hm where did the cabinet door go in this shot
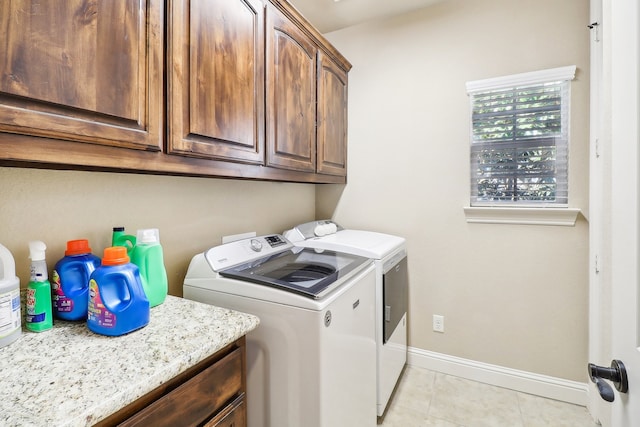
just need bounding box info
[265,4,317,173]
[119,347,244,427]
[0,0,162,151]
[203,396,246,427]
[316,51,348,176]
[168,0,265,164]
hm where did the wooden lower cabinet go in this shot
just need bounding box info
[94,337,247,427]
[203,396,246,427]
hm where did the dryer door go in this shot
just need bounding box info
[383,256,408,343]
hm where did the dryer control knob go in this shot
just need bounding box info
[314,224,327,237]
[250,239,263,252]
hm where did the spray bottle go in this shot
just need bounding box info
[26,241,53,332]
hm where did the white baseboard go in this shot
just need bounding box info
[407,346,588,406]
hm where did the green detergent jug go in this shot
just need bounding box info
[111,227,136,253]
[130,229,168,307]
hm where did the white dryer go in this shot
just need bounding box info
[184,234,377,427]
[285,221,408,417]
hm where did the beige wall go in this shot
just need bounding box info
[0,0,590,385]
[0,167,315,297]
[319,0,590,381]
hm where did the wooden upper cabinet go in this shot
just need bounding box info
[168,0,265,164]
[0,0,163,151]
[265,4,317,173]
[316,51,348,176]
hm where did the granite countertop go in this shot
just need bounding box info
[0,295,259,427]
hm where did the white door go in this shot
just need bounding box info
[609,0,640,424]
[590,0,640,425]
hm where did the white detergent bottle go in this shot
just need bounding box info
[0,243,21,348]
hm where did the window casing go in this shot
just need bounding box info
[466,66,576,207]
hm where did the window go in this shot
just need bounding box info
[466,66,576,207]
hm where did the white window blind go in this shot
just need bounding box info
[466,66,576,206]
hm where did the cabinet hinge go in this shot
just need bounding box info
[588,21,600,42]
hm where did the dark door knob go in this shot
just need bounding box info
[588,359,628,402]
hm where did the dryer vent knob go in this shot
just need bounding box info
[314,223,337,237]
[326,223,338,234]
[314,225,327,237]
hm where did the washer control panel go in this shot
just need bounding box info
[250,239,263,252]
[264,235,287,248]
[205,234,292,271]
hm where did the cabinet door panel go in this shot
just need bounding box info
[119,347,244,427]
[169,0,264,164]
[0,0,162,150]
[317,52,348,176]
[266,4,316,172]
[203,396,246,427]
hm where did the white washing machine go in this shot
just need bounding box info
[183,234,377,427]
[284,221,408,417]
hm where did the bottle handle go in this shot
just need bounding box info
[95,269,135,313]
[115,235,137,255]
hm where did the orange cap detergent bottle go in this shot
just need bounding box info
[52,239,101,321]
[87,247,149,336]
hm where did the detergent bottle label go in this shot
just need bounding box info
[26,287,47,323]
[51,270,73,313]
[88,279,116,328]
[0,288,20,337]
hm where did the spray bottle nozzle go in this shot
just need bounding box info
[28,241,47,261]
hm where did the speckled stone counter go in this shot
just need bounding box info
[0,295,259,427]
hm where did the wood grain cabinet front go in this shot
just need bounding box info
[95,338,247,427]
[316,51,348,177]
[167,0,265,165]
[0,0,163,151]
[0,0,350,183]
[265,3,318,173]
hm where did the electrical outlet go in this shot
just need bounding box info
[433,315,444,333]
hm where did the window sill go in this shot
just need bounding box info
[463,207,582,226]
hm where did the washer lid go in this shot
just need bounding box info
[294,229,406,259]
[219,247,371,299]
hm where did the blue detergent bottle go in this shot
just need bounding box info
[52,239,101,321]
[87,246,149,336]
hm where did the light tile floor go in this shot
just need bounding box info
[379,366,600,427]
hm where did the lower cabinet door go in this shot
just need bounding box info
[119,347,244,427]
[203,396,246,427]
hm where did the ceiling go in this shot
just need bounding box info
[288,0,445,33]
